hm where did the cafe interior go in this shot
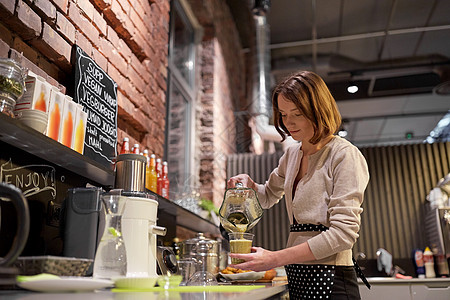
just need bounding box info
[0,0,449,298]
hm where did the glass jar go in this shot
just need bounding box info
[0,58,26,99]
[0,93,16,117]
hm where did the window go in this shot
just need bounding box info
[165,0,200,197]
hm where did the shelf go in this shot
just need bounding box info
[0,113,114,187]
[0,113,219,234]
[147,190,220,234]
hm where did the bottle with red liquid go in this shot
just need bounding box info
[156,158,162,194]
[120,137,130,154]
[158,161,169,198]
[143,149,150,189]
[132,144,140,154]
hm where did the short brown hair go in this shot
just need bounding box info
[272,71,342,144]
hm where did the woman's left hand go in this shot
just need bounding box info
[228,247,279,272]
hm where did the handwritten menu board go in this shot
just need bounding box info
[72,45,117,168]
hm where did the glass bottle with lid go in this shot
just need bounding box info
[0,58,26,117]
[219,182,263,233]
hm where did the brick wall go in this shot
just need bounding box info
[188,0,246,206]
[1,0,249,209]
[0,0,170,158]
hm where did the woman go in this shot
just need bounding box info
[227,71,370,299]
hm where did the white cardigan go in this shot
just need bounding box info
[254,136,370,266]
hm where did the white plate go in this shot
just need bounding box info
[18,277,113,292]
[219,271,265,281]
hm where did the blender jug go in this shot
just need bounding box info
[219,182,263,233]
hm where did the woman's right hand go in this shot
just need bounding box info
[227,174,256,190]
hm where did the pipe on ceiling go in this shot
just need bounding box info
[251,1,296,151]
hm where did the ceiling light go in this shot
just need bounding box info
[347,84,358,94]
[425,111,450,143]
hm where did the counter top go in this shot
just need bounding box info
[358,277,450,285]
[0,284,288,300]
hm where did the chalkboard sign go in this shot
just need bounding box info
[72,45,117,168]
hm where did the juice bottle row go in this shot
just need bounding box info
[120,137,170,198]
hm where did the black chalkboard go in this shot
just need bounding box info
[72,45,117,168]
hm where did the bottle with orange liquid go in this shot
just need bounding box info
[143,149,150,189]
[159,161,170,198]
[120,137,130,154]
[146,154,157,193]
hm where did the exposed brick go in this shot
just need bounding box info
[106,61,125,88]
[116,91,147,134]
[103,0,127,35]
[138,97,153,118]
[91,47,107,71]
[35,56,62,85]
[130,0,145,20]
[127,66,145,93]
[130,53,148,83]
[117,38,131,62]
[120,79,141,106]
[106,25,120,47]
[113,12,133,42]
[0,38,9,57]
[116,0,130,14]
[51,0,69,13]
[15,0,42,41]
[12,36,39,63]
[0,22,13,47]
[156,64,166,89]
[91,0,112,11]
[129,7,147,39]
[56,11,75,43]
[74,30,92,55]
[92,8,107,36]
[0,0,15,16]
[68,2,95,45]
[128,29,147,60]
[76,0,94,21]
[99,37,127,76]
[33,0,57,23]
[9,48,46,80]
[31,22,71,69]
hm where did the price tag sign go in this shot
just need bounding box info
[72,45,117,168]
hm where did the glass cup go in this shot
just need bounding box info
[177,258,196,286]
[228,232,254,264]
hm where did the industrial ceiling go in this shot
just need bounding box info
[228,0,450,147]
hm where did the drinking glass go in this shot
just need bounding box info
[228,232,254,264]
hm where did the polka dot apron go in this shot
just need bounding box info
[285,224,370,300]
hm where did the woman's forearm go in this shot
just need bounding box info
[275,242,316,266]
